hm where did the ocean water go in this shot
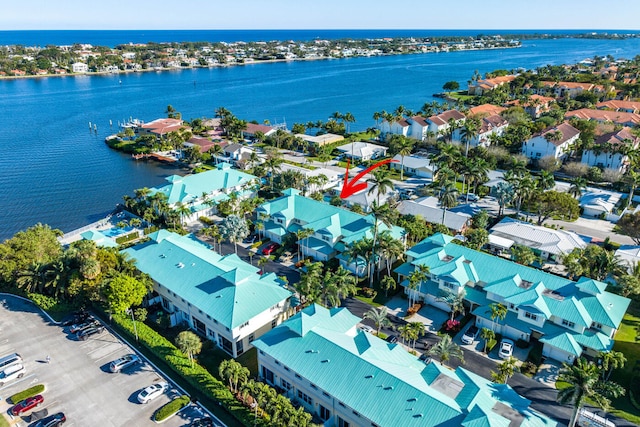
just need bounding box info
[1,32,640,240]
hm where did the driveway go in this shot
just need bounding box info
[0,295,220,427]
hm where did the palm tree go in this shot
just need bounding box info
[363,307,392,335]
[494,181,514,217]
[15,261,48,293]
[428,335,465,366]
[393,137,415,181]
[367,168,394,206]
[538,170,556,191]
[398,323,417,345]
[460,116,480,157]
[345,237,373,281]
[219,359,249,393]
[173,201,191,225]
[323,266,358,307]
[367,202,394,287]
[492,356,519,384]
[599,350,627,381]
[487,303,507,333]
[480,327,495,353]
[557,358,625,427]
[175,330,202,368]
[210,144,224,164]
[343,112,355,134]
[378,230,405,278]
[569,177,587,199]
[407,264,429,309]
[409,321,426,349]
[437,182,459,225]
[437,289,466,321]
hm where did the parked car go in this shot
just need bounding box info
[419,353,432,365]
[0,363,25,386]
[190,418,214,427]
[385,334,399,344]
[0,352,22,371]
[358,324,375,334]
[461,325,480,345]
[10,394,44,416]
[62,310,90,326]
[109,354,140,373]
[69,318,98,334]
[243,234,258,244]
[261,242,280,255]
[77,325,105,341]
[30,412,66,427]
[137,381,169,404]
[499,339,515,359]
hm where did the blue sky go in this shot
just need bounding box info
[3,0,640,30]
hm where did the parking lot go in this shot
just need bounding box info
[0,295,214,427]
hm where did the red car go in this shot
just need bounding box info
[10,394,44,416]
[261,242,280,255]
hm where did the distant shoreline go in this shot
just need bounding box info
[0,45,520,81]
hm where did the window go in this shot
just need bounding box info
[353,411,361,417]
[322,235,331,242]
[236,339,244,356]
[297,390,313,405]
[443,282,456,290]
[508,303,518,311]
[295,373,302,379]
[562,319,575,328]
[524,312,538,321]
[338,401,346,408]
[281,378,292,391]
[591,322,603,330]
[319,405,331,421]
[271,319,278,329]
[322,391,330,398]
[338,417,350,427]
[192,316,207,335]
[275,360,280,365]
[248,333,255,343]
[284,366,290,371]
[262,366,274,384]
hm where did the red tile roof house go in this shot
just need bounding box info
[426,109,466,137]
[137,118,186,138]
[596,100,640,114]
[183,136,227,153]
[565,108,640,127]
[379,118,410,139]
[506,95,556,118]
[581,127,640,172]
[467,114,509,148]
[467,75,516,96]
[467,103,506,117]
[522,122,580,161]
[541,81,611,99]
[242,123,276,141]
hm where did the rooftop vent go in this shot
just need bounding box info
[543,289,564,301]
[442,255,454,262]
[383,386,394,391]
[518,279,533,289]
[177,262,185,269]
[191,262,196,266]
[413,414,424,418]
[463,259,472,264]
[365,375,374,379]
[160,254,166,258]
[407,398,417,402]
[305,349,319,354]
[321,359,330,363]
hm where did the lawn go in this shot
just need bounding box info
[0,414,8,427]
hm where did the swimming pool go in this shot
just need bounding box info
[103,226,134,238]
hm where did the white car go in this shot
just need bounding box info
[137,382,169,404]
[461,325,479,345]
[499,339,515,359]
[109,354,140,373]
[0,363,26,386]
[358,324,375,334]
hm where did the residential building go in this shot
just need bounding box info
[488,217,588,262]
[615,245,640,273]
[277,163,341,192]
[565,109,640,127]
[467,103,506,117]
[340,182,398,213]
[398,198,472,234]
[521,122,580,160]
[147,162,257,223]
[379,118,410,138]
[390,152,434,179]
[71,62,88,73]
[426,110,466,137]
[137,118,185,138]
[222,143,258,169]
[183,136,223,153]
[540,81,609,99]
[407,116,429,141]
[579,191,619,218]
[581,127,639,172]
[294,133,344,147]
[123,230,292,358]
[596,100,640,113]
[253,304,557,427]
[461,114,508,148]
[395,233,630,363]
[336,141,388,162]
[506,95,555,118]
[242,123,276,141]
[257,189,405,276]
[467,75,516,96]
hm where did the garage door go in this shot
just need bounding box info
[543,344,575,363]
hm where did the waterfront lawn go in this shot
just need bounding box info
[447,90,476,103]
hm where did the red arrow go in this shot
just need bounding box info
[339,158,399,199]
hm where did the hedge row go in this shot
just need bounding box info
[154,395,190,421]
[110,314,262,426]
[115,231,140,244]
[9,384,45,404]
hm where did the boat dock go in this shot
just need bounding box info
[131,152,178,162]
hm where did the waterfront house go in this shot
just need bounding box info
[488,217,587,262]
[467,103,506,117]
[461,114,509,148]
[147,162,257,224]
[379,118,410,139]
[294,133,344,147]
[123,230,292,358]
[540,81,610,99]
[394,233,630,363]
[565,108,640,127]
[183,136,222,153]
[426,110,466,137]
[336,141,388,162]
[596,100,640,113]
[71,62,88,73]
[406,116,429,141]
[581,127,639,172]
[253,303,557,427]
[137,118,186,139]
[521,122,580,161]
[257,189,405,276]
[467,75,516,96]
[222,144,258,169]
[390,152,434,179]
[242,123,276,141]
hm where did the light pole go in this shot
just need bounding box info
[129,308,138,342]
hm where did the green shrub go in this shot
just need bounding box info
[154,395,190,421]
[9,384,45,404]
[487,339,497,352]
[520,361,539,376]
[27,294,78,321]
[115,231,139,244]
[144,226,159,235]
[526,342,544,366]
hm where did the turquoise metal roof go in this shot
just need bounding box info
[254,304,557,427]
[540,333,583,356]
[148,163,256,205]
[402,234,630,348]
[80,230,118,248]
[123,230,291,329]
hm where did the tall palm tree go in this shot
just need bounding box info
[437,289,466,321]
[557,358,625,427]
[367,169,394,206]
[437,182,459,225]
[487,303,507,333]
[599,350,626,381]
[460,116,480,157]
[407,264,429,309]
[380,275,397,297]
[363,307,392,336]
[324,266,358,307]
[393,137,415,181]
[480,327,495,353]
[428,335,465,366]
[377,230,405,277]
[409,321,426,349]
[538,169,556,191]
[494,181,514,217]
[345,237,373,281]
[569,177,587,199]
[492,356,519,384]
[367,202,394,287]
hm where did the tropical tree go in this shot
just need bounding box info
[480,327,495,353]
[510,244,537,266]
[398,323,417,345]
[219,214,250,254]
[492,356,519,384]
[616,211,640,245]
[437,182,459,224]
[437,289,466,321]
[569,177,587,199]
[407,265,429,309]
[295,261,324,304]
[105,274,150,314]
[557,357,625,427]
[176,330,203,368]
[367,168,394,206]
[377,230,404,278]
[363,307,392,335]
[460,116,480,157]
[409,321,426,349]
[219,359,250,393]
[487,303,507,333]
[494,181,514,217]
[390,136,415,181]
[322,266,358,307]
[599,350,626,381]
[428,335,465,366]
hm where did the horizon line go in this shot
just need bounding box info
[2,28,640,32]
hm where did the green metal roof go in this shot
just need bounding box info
[148,162,256,205]
[254,304,557,427]
[122,230,291,329]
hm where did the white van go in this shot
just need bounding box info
[0,353,22,371]
[0,363,25,386]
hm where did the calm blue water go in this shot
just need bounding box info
[1,29,638,47]
[1,33,640,240]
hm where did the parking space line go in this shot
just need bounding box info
[92,347,126,364]
[0,373,35,391]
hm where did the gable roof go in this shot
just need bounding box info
[428,109,466,126]
[468,104,506,117]
[254,304,556,427]
[122,231,291,329]
[592,127,639,149]
[335,141,388,158]
[565,109,640,125]
[398,199,471,232]
[531,122,580,146]
[597,100,640,112]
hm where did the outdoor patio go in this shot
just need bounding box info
[384,295,449,332]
